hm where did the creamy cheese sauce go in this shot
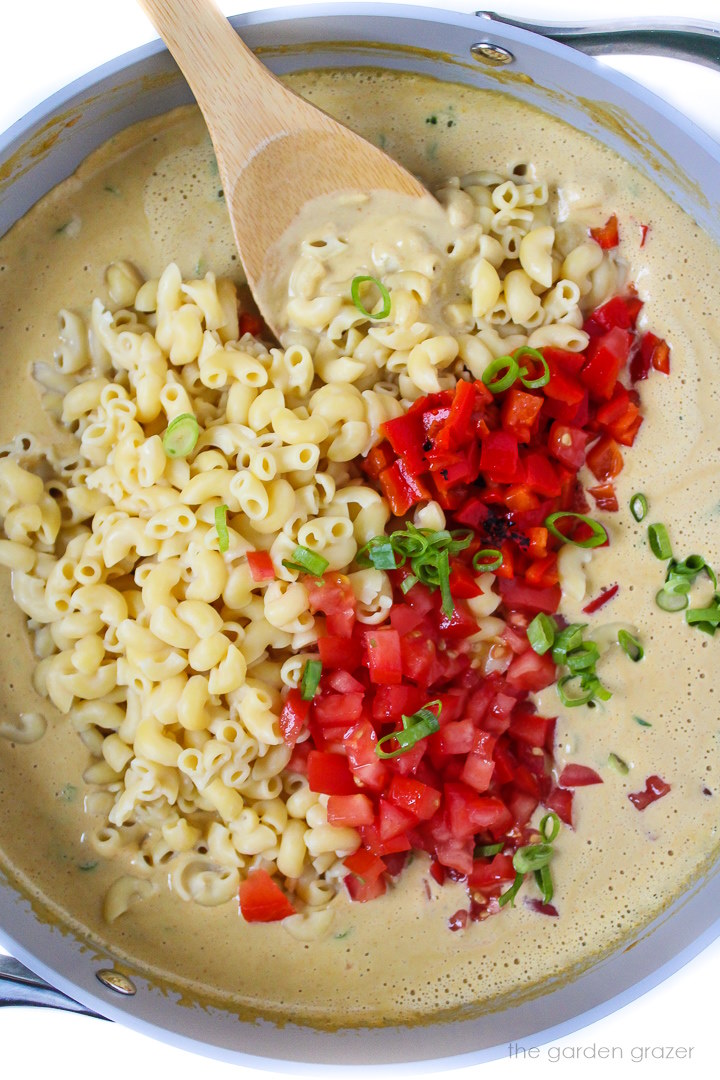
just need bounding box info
[1,69,720,1028]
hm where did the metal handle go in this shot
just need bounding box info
[0,956,105,1018]
[476,13,720,71]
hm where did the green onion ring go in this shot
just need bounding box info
[498,871,525,908]
[527,612,557,656]
[481,355,520,394]
[557,673,597,707]
[648,523,673,560]
[472,547,503,573]
[629,493,648,522]
[350,275,391,319]
[540,811,561,843]
[534,864,554,905]
[655,587,689,612]
[545,511,608,548]
[617,629,644,661]
[162,413,200,458]
[282,545,329,577]
[516,346,550,389]
[513,842,554,874]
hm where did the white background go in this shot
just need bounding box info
[1,1,720,1077]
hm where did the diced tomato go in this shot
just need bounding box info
[246,550,275,582]
[365,628,403,685]
[239,869,296,923]
[345,721,389,792]
[390,602,427,636]
[434,717,476,756]
[459,731,496,793]
[628,775,671,810]
[307,573,356,638]
[497,577,561,615]
[448,560,482,599]
[387,774,442,821]
[360,822,412,857]
[589,214,619,249]
[468,853,516,889]
[510,711,553,748]
[372,684,426,723]
[377,797,416,841]
[314,692,363,727]
[444,782,514,839]
[558,764,603,787]
[327,793,375,827]
[327,669,365,695]
[279,689,310,748]
[436,601,480,640]
[544,785,574,827]
[318,634,362,670]
[344,873,387,903]
[505,650,556,693]
[307,751,358,796]
[344,848,386,883]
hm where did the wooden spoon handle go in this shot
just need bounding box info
[137,0,299,178]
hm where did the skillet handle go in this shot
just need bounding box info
[476,13,720,71]
[0,955,105,1018]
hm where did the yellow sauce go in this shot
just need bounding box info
[1,69,720,1029]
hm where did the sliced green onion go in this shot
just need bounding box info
[662,574,692,596]
[545,511,608,549]
[527,613,557,656]
[351,275,391,320]
[481,355,520,394]
[472,547,503,573]
[655,587,688,612]
[214,504,229,553]
[513,842,553,874]
[400,574,418,594]
[608,752,629,775]
[282,545,329,577]
[565,641,600,674]
[534,864,554,905]
[648,523,672,560]
[634,716,652,727]
[375,700,441,759]
[357,537,397,571]
[617,629,643,661]
[551,623,586,664]
[673,554,707,576]
[540,811,561,843]
[300,659,322,701]
[686,597,720,629]
[163,413,200,458]
[516,347,550,389]
[557,673,598,708]
[437,548,454,618]
[587,677,612,703]
[498,871,525,908]
[629,493,648,522]
[475,841,504,858]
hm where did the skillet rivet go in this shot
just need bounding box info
[470,42,515,66]
[95,969,137,996]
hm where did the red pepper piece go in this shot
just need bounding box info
[581,327,633,400]
[589,481,619,512]
[379,459,429,515]
[480,429,520,484]
[559,764,603,787]
[381,410,428,477]
[246,550,275,582]
[238,311,267,338]
[279,689,311,748]
[239,869,296,922]
[628,775,671,810]
[582,584,619,614]
[586,434,624,482]
[589,213,620,249]
[361,440,395,479]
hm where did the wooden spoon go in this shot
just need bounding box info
[137,0,427,334]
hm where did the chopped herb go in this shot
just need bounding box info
[334,929,352,940]
[78,860,99,872]
[608,752,629,775]
[358,525,472,617]
[104,184,120,195]
[57,784,77,803]
[634,716,652,727]
[282,545,329,577]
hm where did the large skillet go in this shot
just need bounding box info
[1,4,720,1068]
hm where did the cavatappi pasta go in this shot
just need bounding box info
[0,168,620,932]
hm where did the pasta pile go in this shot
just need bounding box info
[0,168,620,934]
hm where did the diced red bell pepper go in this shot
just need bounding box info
[327,793,375,827]
[631,331,671,381]
[379,459,429,515]
[558,764,603,787]
[589,213,619,249]
[307,750,358,796]
[548,422,588,471]
[361,440,395,479]
[239,869,296,923]
[279,689,310,748]
[582,584,619,614]
[628,774,671,810]
[501,387,543,443]
[524,452,562,497]
[586,434,624,483]
[580,327,633,400]
[525,554,559,589]
[238,311,267,338]
[381,410,428,477]
[589,481,619,512]
[480,429,520,484]
[246,550,275,582]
